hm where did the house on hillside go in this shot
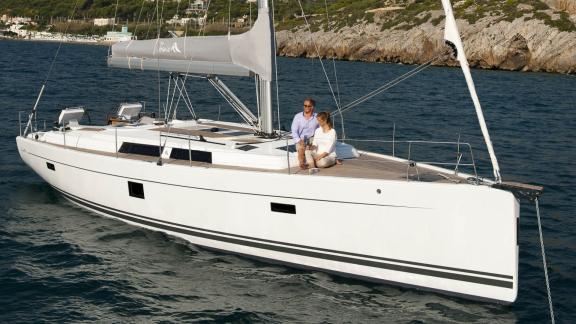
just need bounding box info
[94,18,115,26]
[105,26,134,43]
[186,0,208,14]
[2,16,33,25]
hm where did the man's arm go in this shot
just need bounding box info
[291,114,301,142]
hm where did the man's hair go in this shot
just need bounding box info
[304,98,316,107]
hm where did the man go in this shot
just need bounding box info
[291,98,319,169]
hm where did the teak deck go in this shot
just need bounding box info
[57,143,463,184]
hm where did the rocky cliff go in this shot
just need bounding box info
[276,2,576,74]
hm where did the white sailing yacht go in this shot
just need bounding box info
[16,0,540,303]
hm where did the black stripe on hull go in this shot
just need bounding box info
[52,186,514,289]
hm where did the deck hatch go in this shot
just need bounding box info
[128,181,145,199]
[224,131,253,136]
[276,144,297,153]
[46,162,55,171]
[236,145,258,151]
[170,148,212,163]
[271,203,296,214]
[119,142,161,157]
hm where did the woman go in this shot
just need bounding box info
[305,111,337,169]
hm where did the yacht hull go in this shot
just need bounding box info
[17,136,519,303]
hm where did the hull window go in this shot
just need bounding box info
[271,202,296,214]
[170,148,212,164]
[119,142,162,157]
[128,181,145,199]
[46,162,55,171]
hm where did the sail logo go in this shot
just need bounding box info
[159,42,182,54]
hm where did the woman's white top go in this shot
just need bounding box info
[312,127,337,158]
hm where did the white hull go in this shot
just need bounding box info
[17,136,519,303]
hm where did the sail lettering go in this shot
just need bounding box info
[158,42,182,54]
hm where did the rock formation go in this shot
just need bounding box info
[276,11,576,74]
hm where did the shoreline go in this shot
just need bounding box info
[0,36,112,46]
[276,18,576,76]
[2,36,574,76]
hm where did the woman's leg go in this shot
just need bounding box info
[316,156,336,168]
[304,150,316,168]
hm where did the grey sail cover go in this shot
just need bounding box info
[108,7,273,80]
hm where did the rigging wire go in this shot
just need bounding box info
[169,0,200,122]
[145,2,158,40]
[199,0,212,36]
[156,0,165,122]
[24,0,81,136]
[174,77,198,119]
[165,72,172,118]
[155,0,176,164]
[271,0,282,133]
[160,0,212,129]
[174,0,182,30]
[322,0,345,139]
[173,0,200,120]
[112,0,120,31]
[331,56,439,118]
[108,0,120,57]
[133,0,148,37]
[228,0,232,35]
[184,0,191,38]
[41,0,81,86]
[535,198,556,324]
[295,0,342,117]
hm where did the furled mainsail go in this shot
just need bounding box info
[108,7,273,80]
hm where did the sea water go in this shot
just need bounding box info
[0,40,574,323]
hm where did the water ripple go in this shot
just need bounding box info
[0,39,574,323]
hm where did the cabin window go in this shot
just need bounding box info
[271,202,296,214]
[128,181,145,199]
[119,142,161,157]
[46,162,55,171]
[169,148,212,163]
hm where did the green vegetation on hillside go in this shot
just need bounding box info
[1,0,574,37]
[453,0,575,32]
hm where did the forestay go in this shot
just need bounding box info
[108,5,273,80]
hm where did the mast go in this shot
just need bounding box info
[257,0,275,136]
[440,0,502,183]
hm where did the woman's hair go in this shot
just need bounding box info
[317,111,333,129]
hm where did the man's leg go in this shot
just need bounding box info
[316,156,336,168]
[297,140,306,169]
